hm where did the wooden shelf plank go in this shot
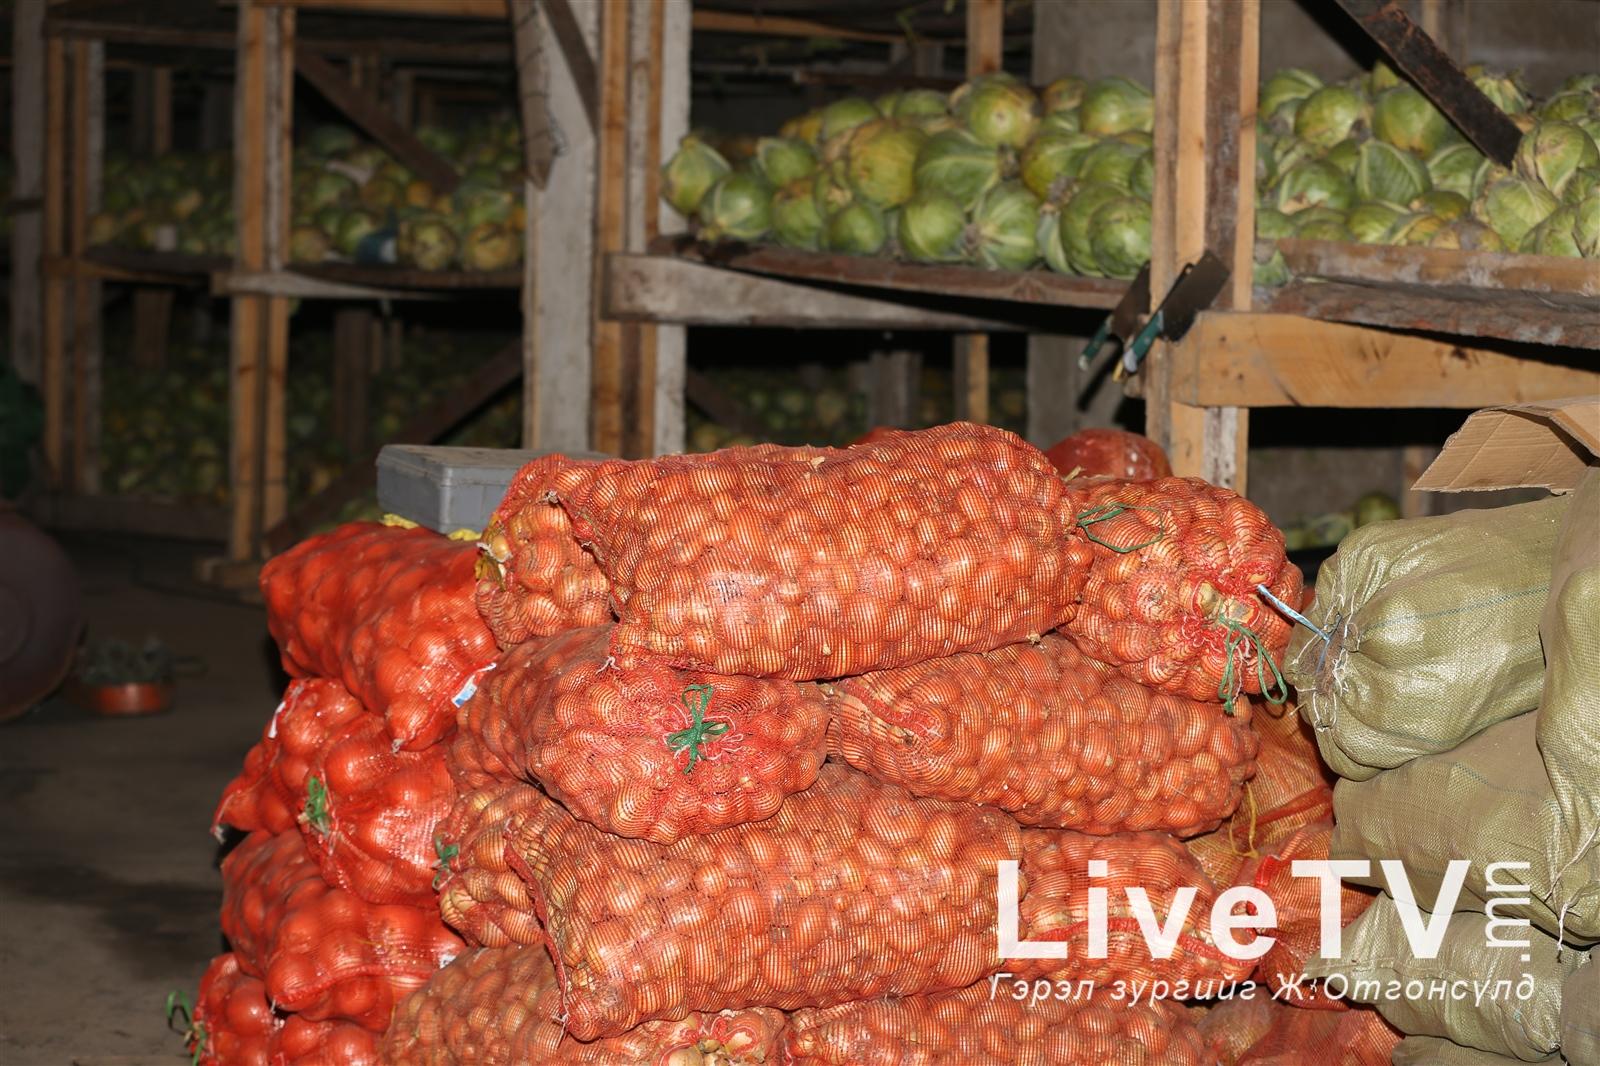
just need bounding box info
[1170,312,1600,408]
[1268,237,1600,298]
[605,252,1034,331]
[289,260,522,290]
[81,245,228,283]
[650,235,1127,311]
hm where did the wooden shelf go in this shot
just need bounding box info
[653,234,1129,312]
[291,260,522,291]
[1258,239,1600,350]
[81,245,228,285]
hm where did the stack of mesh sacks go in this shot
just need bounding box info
[195,421,1400,1064]
[1284,469,1600,1066]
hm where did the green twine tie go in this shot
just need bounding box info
[432,835,460,890]
[1075,502,1168,553]
[665,684,728,775]
[302,775,330,835]
[166,990,205,1066]
[1217,615,1290,715]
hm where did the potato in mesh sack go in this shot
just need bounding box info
[260,522,498,751]
[546,422,1093,680]
[435,783,562,948]
[1062,476,1301,709]
[383,944,786,1065]
[827,632,1257,833]
[299,714,459,907]
[220,830,463,1031]
[211,678,367,838]
[452,625,830,844]
[183,952,382,1066]
[502,763,1022,1040]
[1014,827,1257,991]
[785,977,1211,1065]
[473,453,613,648]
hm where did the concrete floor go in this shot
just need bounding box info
[1,534,283,1065]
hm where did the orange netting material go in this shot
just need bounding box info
[187,953,382,1066]
[1044,428,1172,481]
[452,625,831,844]
[260,523,498,750]
[1062,476,1302,709]
[1198,996,1401,1065]
[827,633,1258,834]
[211,679,368,839]
[473,454,613,649]
[300,714,459,908]
[383,945,787,1065]
[543,422,1093,680]
[220,830,463,1031]
[786,978,1212,1065]
[435,784,563,949]
[1015,828,1257,990]
[503,763,1022,1040]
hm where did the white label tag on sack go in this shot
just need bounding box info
[266,697,289,738]
[452,662,497,708]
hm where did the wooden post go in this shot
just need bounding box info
[1147,0,1255,492]
[647,0,690,455]
[590,0,629,455]
[263,11,296,534]
[42,37,67,486]
[955,0,1003,425]
[10,2,46,390]
[230,0,270,560]
[69,41,105,496]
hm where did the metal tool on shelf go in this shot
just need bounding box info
[1079,251,1230,380]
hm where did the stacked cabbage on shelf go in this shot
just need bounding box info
[87,114,525,272]
[662,73,1158,279]
[1254,62,1600,283]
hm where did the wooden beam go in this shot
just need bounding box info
[605,253,1026,330]
[651,0,691,456]
[541,0,598,133]
[1334,0,1521,165]
[42,37,67,486]
[954,0,1004,425]
[293,48,460,193]
[689,9,904,44]
[263,342,523,554]
[10,0,45,392]
[214,269,450,300]
[69,40,104,496]
[590,0,629,456]
[261,0,510,17]
[151,66,173,154]
[263,10,296,533]
[510,0,556,187]
[230,0,271,561]
[1169,313,1600,408]
[1268,237,1600,298]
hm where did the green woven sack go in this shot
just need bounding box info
[1286,496,1566,781]
[1303,894,1579,1061]
[1561,952,1598,1065]
[1330,712,1600,944]
[1391,1037,1551,1064]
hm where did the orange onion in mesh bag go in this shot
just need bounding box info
[211,679,367,839]
[452,625,830,844]
[473,453,612,648]
[434,783,563,948]
[549,422,1093,680]
[785,977,1212,1065]
[1045,427,1172,481]
[501,762,1022,1040]
[1015,828,1258,991]
[827,632,1258,834]
[185,953,382,1066]
[1062,476,1302,710]
[383,944,786,1065]
[260,522,498,751]
[220,830,463,1031]
[299,714,459,907]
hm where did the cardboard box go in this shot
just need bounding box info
[1414,396,1599,494]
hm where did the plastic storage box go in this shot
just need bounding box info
[376,445,606,534]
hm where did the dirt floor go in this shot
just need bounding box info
[1,534,283,1065]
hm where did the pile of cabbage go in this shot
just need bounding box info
[661,73,1158,279]
[1255,63,1600,277]
[88,114,526,272]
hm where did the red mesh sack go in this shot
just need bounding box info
[211,679,368,838]
[504,762,1022,1040]
[184,953,383,1066]
[786,979,1211,1065]
[1062,476,1302,709]
[1045,428,1172,481]
[384,945,786,1065]
[1200,996,1400,1065]
[453,625,831,844]
[1238,820,1376,1006]
[1186,701,1334,889]
[827,632,1258,833]
[220,830,464,1030]
[298,714,459,907]
[1016,828,1257,990]
[435,784,559,948]
[474,454,612,648]
[550,423,1093,679]
[260,522,498,750]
